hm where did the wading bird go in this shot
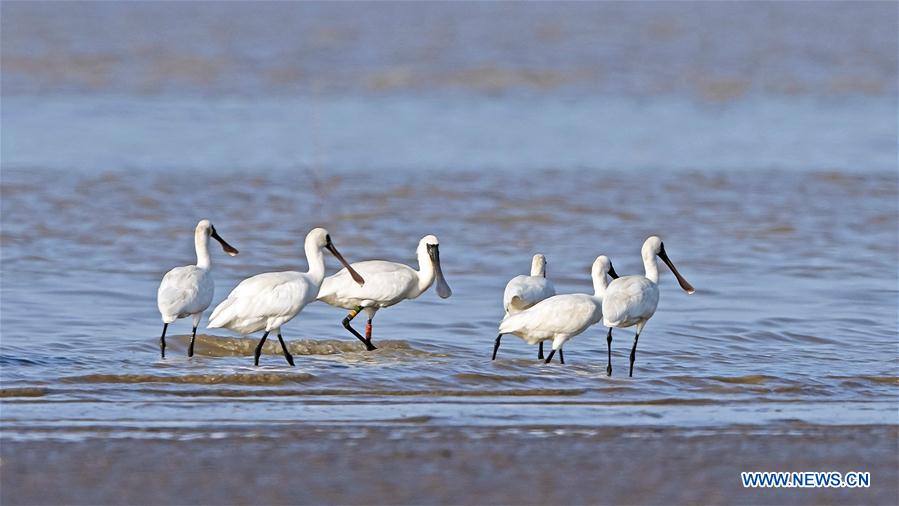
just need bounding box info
[493,254,556,360]
[157,219,239,358]
[317,235,451,350]
[602,236,694,377]
[494,255,618,364]
[208,228,364,366]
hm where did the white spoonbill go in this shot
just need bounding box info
[207,228,364,366]
[157,219,239,358]
[602,236,694,377]
[494,255,618,364]
[492,254,556,360]
[317,235,452,350]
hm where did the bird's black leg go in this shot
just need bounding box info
[606,328,613,376]
[160,323,168,358]
[254,331,269,366]
[492,334,502,360]
[628,332,641,377]
[342,306,376,351]
[544,349,556,364]
[188,326,198,357]
[277,332,295,366]
[559,348,565,364]
[537,341,544,360]
[365,318,375,349]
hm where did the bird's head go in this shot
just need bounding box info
[197,219,238,256]
[418,234,451,299]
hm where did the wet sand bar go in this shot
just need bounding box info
[2,424,895,505]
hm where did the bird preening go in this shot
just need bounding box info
[157,223,693,376]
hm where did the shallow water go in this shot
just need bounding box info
[1,0,897,442]
[1,166,896,438]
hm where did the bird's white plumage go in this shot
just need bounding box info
[208,228,341,336]
[158,265,213,323]
[503,255,555,314]
[601,275,658,328]
[318,260,419,309]
[503,275,556,314]
[317,235,451,315]
[208,271,315,334]
[498,255,615,351]
[499,293,602,349]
